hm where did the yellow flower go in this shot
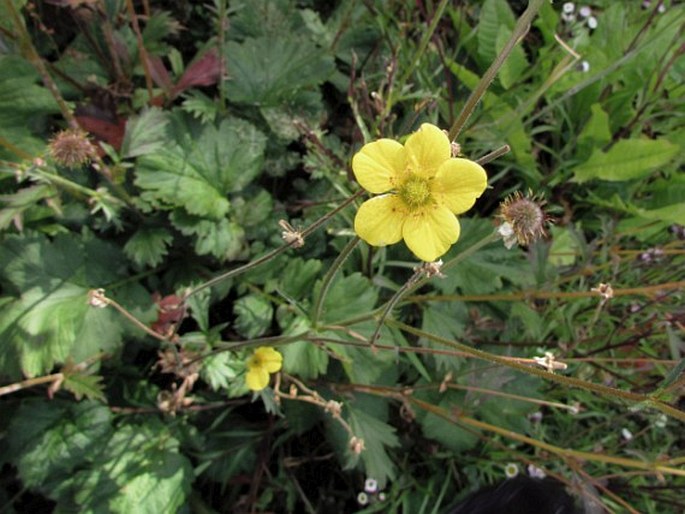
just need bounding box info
[352,123,487,262]
[245,347,283,391]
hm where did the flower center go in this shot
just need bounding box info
[398,174,431,209]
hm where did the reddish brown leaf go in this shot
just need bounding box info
[173,48,221,96]
[76,115,127,152]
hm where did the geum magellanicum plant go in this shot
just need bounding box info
[352,123,487,262]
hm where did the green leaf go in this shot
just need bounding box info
[573,138,679,183]
[0,184,57,231]
[121,108,169,158]
[420,302,468,373]
[225,35,335,105]
[233,294,273,338]
[0,55,60,160]
[282,340,328,380]
[317,272,377,324]
[135,115,267,218]
[200,351,240,391]
[576,103,612,161]
[0,233,127,377]
[331,399,399,488]
[170,209,246,260]
[277,258,322,300]
[477,0,516,70]
[495,25,527,89]
[63,371,106,402]
[63,423,193,513]
[6,400,112,489]
[124,227,173,267]
[0,284,89,377]
[420,393,480,452]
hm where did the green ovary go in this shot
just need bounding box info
[398,175,432,209]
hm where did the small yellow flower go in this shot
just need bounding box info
[245,347,283,391]
[352,123,487,262]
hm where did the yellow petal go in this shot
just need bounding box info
[432,158,487,214]
[402,205,460,261]
[246,367,269,391]
[352,139,406,194]
[255,347,283,373]
[354,195,406,247]
[404,123,451,179]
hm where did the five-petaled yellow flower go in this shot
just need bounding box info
[352,123,487,262]
[245,347,283,391]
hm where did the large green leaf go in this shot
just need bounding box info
[573,138,679,183]
[135,115,267,219]
[6,400,112,489]
[0,233,128,377]
[0,56,60,160]
[50,419,191,513]
[225,35,335,105]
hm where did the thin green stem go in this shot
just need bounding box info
[311,236,361,328]
[369,267,423,345]
[475,144,511,166]
[448,0,545,142]
[185,191,364,299]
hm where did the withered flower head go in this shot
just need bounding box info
[498,191,549,247]
[48,128,96,168]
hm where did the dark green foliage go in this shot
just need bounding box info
[1,0,684,513]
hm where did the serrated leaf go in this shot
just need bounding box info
[573,138,679,183]
[63,372,106,401]
[7,400,112,488]
[200,351,240,391]
[0,233,127,377]
[0,55,60,160]
[344,404,399,488]
[124,227,173,267]
[420,302,468,373]
[62,423,192,513]
[277,258,322,299]
[0,284,89,377]
[282,340,328,379]
[225,35,335,105]
[233,294,273,338]
[317,273,377,324]
[420,393,480,452]
[121,108,169,158]
[135,115,267,218]
[170,210,246,260]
